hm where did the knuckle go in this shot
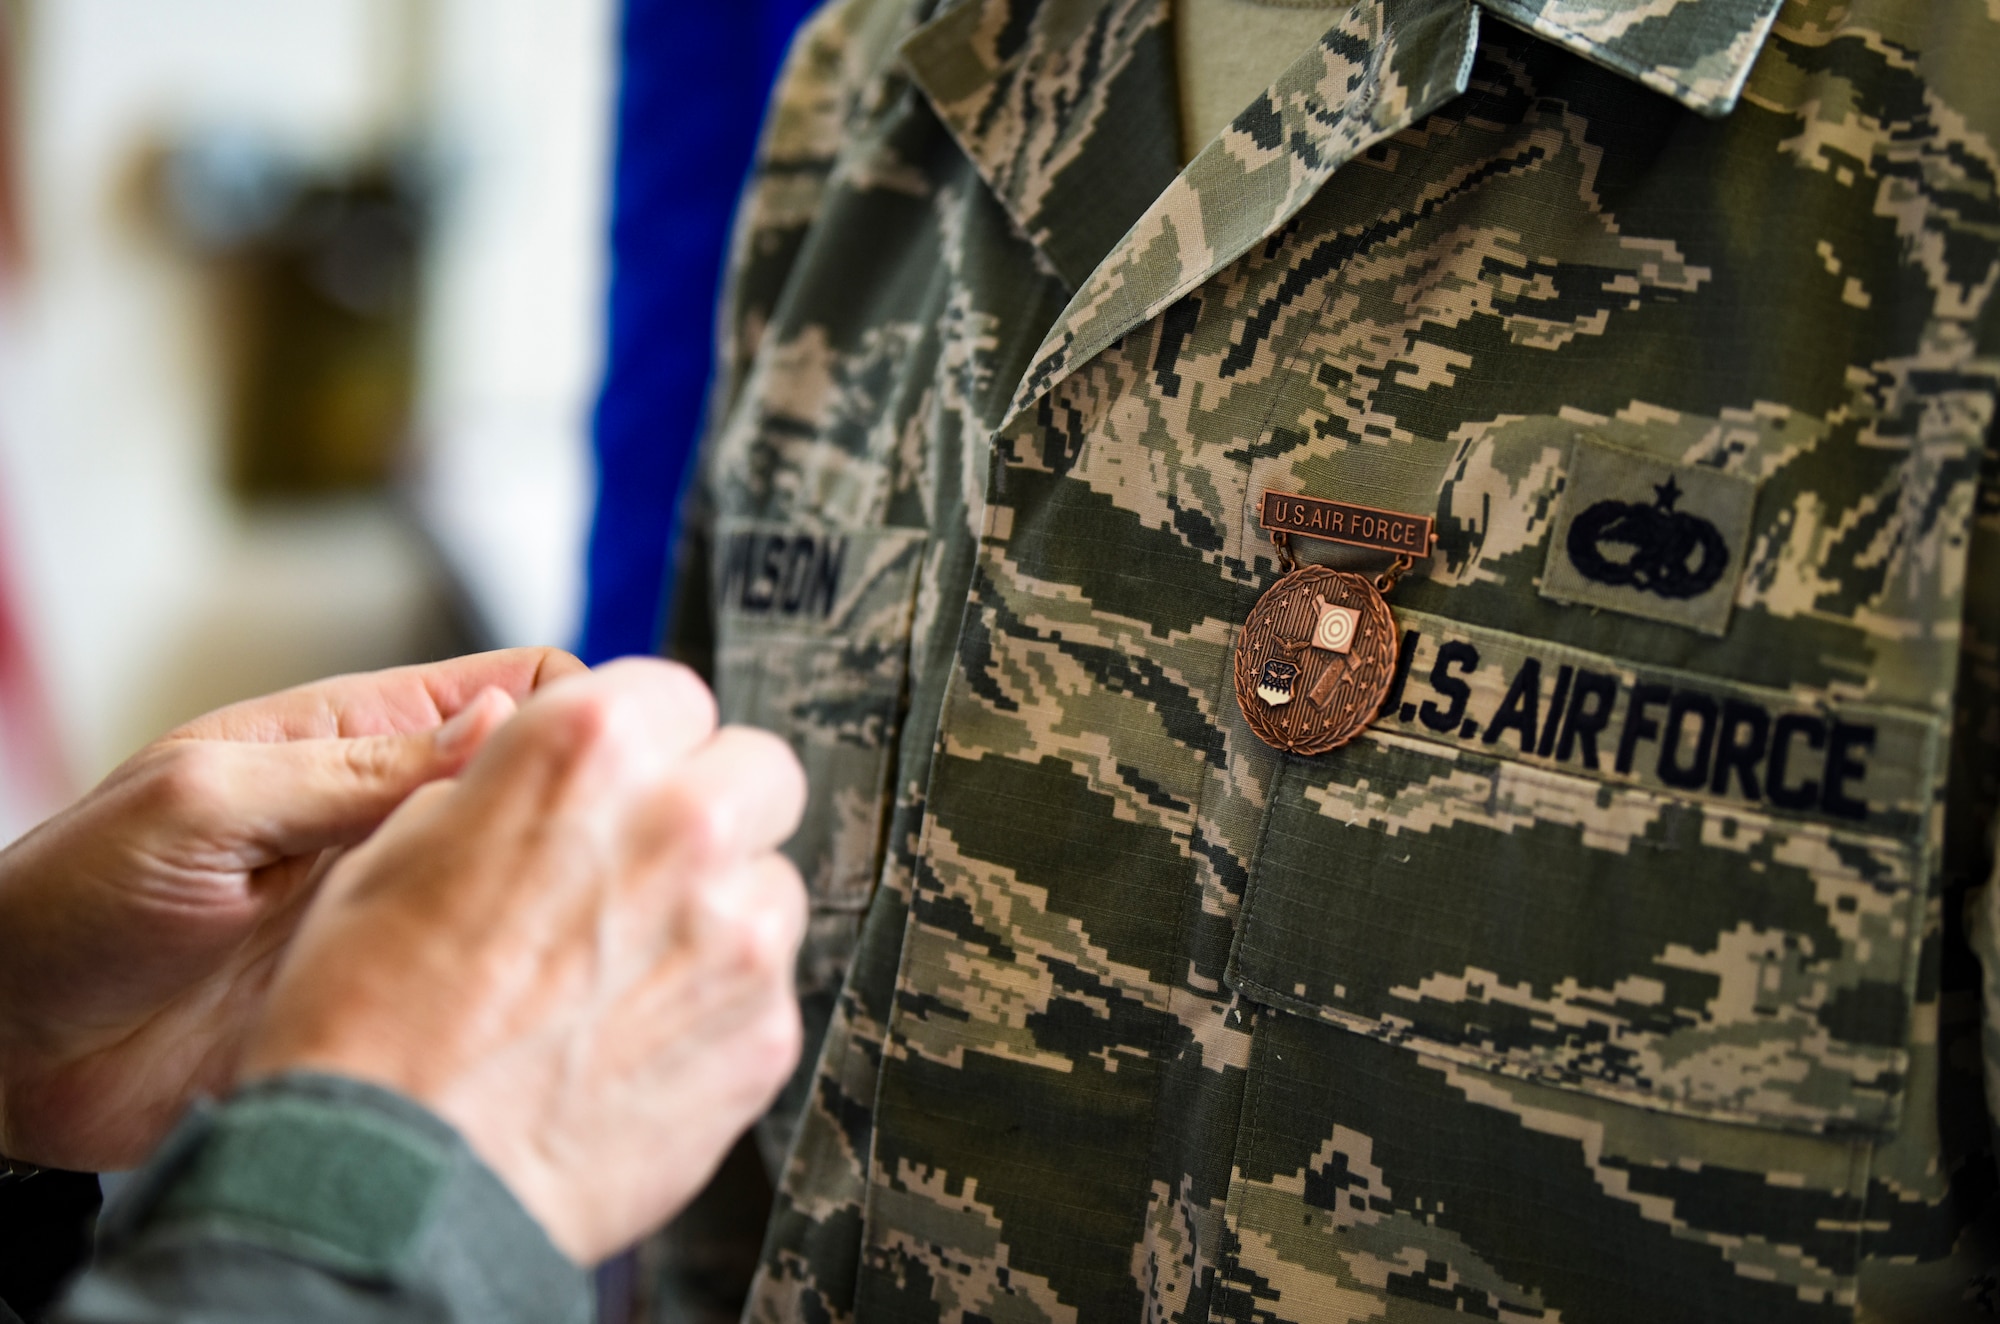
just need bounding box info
[747,1001,804,1086]
[772,856,809,914]
[656,660,720,728]
[607,657,720,751]
[731,726,804,783]
[764,858,810,942]
[527,646,587,687]
[728,912,785,983]
[139,742,230,820]
[660,783,732,864]
[642,658,719,730]
[695,879,796,987]
[340,734,402,786]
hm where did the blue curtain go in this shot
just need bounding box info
[579,0,820,663]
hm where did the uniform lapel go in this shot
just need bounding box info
[899,0,1182,292]
[1480,0,1783,117]
[896,0,1784,431]
[1004,0,1482,423]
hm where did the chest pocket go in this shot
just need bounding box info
[712,519,929,917]
[1227,610,1942,1135]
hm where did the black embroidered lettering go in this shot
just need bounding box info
[1482,658,1542,754]
[1419,642,1479,734]
[1657,690,1718,791]
[744,535,784,611]
[1385,628,1422,720]
[1709,699,1769,801]
[720,531,755,609]
[1556,669,1617,771]
[1536,665,1574,758]
[778,536,818,614]
[1821,722,1875,822]
[1616,683,1671,776]
[808,537,847,618]
[1768,714,1826,811]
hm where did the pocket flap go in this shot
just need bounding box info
[1227,611,1942,1135]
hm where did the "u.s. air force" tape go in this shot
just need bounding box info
[1367,610,1938,839]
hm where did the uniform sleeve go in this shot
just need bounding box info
[49,1074,589,1324]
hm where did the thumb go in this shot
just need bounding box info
[200,686,519,861]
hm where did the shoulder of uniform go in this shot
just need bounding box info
[783,0,929,101]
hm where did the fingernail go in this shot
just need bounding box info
[434,689,504,759]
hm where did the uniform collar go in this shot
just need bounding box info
[899,0,1183,292]
[899,0,1780,421]
[1479,0,1784,118]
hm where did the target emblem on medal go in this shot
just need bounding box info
[1311,596,1358,653]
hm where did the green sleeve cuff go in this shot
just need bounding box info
[149,1085,449,1277]
[84,1073,589,1324]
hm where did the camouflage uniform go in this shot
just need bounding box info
[672,0,2000,1318]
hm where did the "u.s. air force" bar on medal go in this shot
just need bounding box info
[1259,490,1434,556]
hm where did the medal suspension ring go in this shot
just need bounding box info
[1234,566,1398,755]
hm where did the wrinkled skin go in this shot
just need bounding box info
[0,648,583,1172]
[240,659,810,1264]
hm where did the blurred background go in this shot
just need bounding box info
[0,0,816,844]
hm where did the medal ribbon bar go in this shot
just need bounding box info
[1259,491,1434,558]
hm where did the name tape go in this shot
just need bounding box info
[715,523,929,630]
[718,529,849,621]
[1373,610,1937,837]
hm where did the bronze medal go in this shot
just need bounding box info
[1235,491,1434,756]
[1235,566,1399,755]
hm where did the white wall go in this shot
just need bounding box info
[412,0,615,653]
[0,0,613,787]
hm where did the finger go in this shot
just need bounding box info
[356,775,462,844]
[585,657,722,755]
[636,728,800,872]
[178,688,517,860]
[462,658,721,808]
[716,851,810,973]
[307,777,461,906]
[168,647,586,744]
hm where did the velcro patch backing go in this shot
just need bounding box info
[155,1093,449,1278]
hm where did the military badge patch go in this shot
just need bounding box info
[1541,436,1757,635]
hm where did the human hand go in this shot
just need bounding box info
[238,659,809,1264]
[0,648,584,1171]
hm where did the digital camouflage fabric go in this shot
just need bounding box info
[669,0,2000,1318]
